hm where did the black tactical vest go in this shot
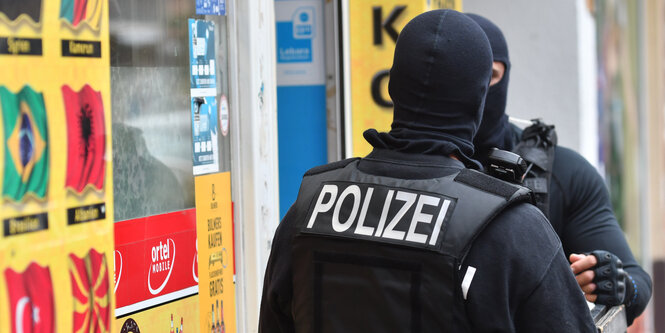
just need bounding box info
[288,159,532,332]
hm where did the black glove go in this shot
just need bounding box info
[589,250,627,306]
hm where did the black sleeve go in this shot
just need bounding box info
[552,147,652,324]
[513,246,597,332]
[258,205,297,333]
[464,203,596,332]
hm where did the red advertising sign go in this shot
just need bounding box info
[114,209,198,317]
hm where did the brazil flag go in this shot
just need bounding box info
[1,85,49,201]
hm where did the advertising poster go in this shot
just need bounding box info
[195,172,236,333]
[346,0,462,157]
[114,209,199,317]
[189,18,220,176]
[0,0,114,332]
[116,295,200,333]
[275,0,328,218]
[275,0,325,86]
[196,0,226,16]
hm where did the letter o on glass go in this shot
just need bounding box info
[332,185,362,232]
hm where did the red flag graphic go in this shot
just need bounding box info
[4,263,56,333]
[72,0,88,26]
[62,84,106,194]
[69,249,110,333]
[89,249,110,333]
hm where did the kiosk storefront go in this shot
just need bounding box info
[0,0,281,331]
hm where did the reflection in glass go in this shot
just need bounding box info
[110,0,230,221]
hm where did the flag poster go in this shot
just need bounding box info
[0,0,114,332]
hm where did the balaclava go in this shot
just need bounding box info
[466,13,514,158]
[363,9,493,168]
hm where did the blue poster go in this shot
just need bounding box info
[189,19,220,175]
[196,0,226,15]
[275,0,327,218]
[189,19,217,90]
[191,96,219,172]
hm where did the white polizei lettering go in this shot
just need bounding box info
[382,191,417,240]
[332,185,362,232]
[374,189,394,237]
[354,187,375,236]
[307,184,338,228]
[405,194,440,244]
[428,199,451,245]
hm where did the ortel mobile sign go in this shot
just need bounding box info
[114,209,199,317]
[346,0,462,157]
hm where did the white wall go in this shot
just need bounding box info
[229,0,280,330]
[464,0,598,164]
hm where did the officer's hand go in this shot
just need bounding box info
[570,253,598,301]
[570,251,626,306]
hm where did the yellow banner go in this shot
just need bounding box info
[348,0,462,157]
[0,0,113,332]
[195,172,237,333]
[116,295,201,333]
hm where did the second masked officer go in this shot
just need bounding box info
[466,13,651,325]
[259,9,595,333]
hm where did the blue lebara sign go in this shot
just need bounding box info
[196,0,226,15]
[276,6,315,63]
[275,0,327,219]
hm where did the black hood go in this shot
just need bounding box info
[466,13,514,158]
[364,9,493,169]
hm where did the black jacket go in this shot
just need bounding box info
[259,149,596,332]
[466,12,650,325]
[506,125,652,323]
[515,128,652,324]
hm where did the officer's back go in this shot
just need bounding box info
[258,9,596,333]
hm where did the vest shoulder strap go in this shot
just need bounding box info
[512,119,557,218]
[441,169,534,261]
[304,157,360,177]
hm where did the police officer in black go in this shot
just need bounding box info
[259,10,596,332]
[466,14,652,326]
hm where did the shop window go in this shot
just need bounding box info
[110,0,231,221]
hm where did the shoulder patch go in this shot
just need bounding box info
[304,158,360,177]
[453,169,520,200]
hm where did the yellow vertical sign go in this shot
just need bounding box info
[195,172,237,333]
[0,0,114,332]
[348,0,462,157]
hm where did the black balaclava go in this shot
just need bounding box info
[363,9,493,168]
[466,13,514,159]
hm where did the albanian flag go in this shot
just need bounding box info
[0,0,42,24]
[59,0,102,30]
[62,84,105,194]
[69,249,111,333]
[4,263,56,333]
[0,85,49,202]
